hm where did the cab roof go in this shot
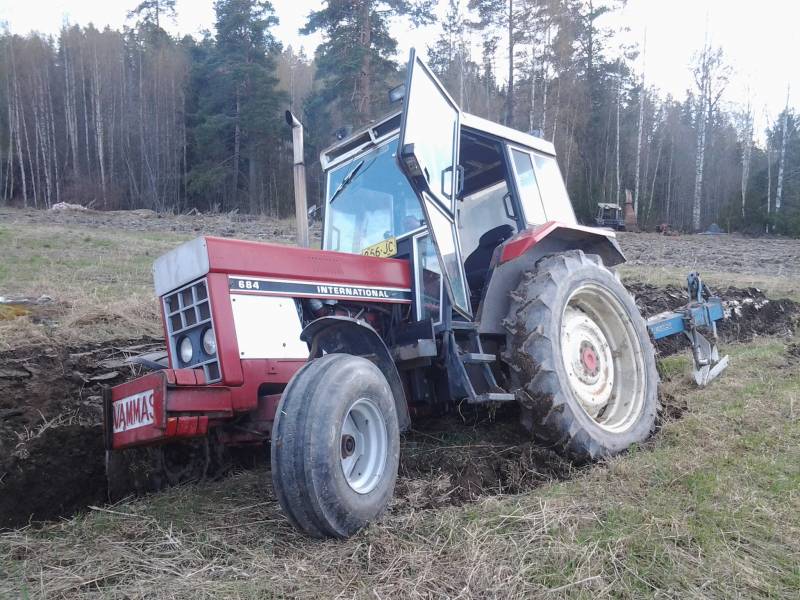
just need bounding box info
[321,110,556,171]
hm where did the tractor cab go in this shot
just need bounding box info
[320,50,578,320]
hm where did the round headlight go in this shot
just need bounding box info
[179,336,193,364]
[202,328,217,355]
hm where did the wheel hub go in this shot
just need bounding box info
[578,341,600,380]
[558,282,647,433]
[561,305,615,418]
[340,398,388,494]
[341,434,356,458]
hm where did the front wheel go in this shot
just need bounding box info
[271,353,400,538]
[503,250,659,460]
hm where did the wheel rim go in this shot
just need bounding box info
[560,283,646,433]
[340,398,388,494]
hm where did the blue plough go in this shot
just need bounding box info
[646,272,729,386]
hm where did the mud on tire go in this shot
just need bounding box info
[502,250,659,461]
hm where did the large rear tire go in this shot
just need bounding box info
[502,250,659,460]
[271,353,400,538]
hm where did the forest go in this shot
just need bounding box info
[0,0,797,234]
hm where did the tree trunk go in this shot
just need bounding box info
[357,0,372,121]
[80,47,92,180]
[8,38,28,206]
[740,105,752,218]
[232,86,241,210]
[766,134,771,218]
[92,44,107,207]
[647,129,664,223]
[692,104,706,232]
[63,33,80,178]
[634,87,645,218]
[540,25,550,134]
[633,33,647,219]
[528,52,535,133]
[666,136,674,223]
[615,71,621,205]
[248,143,259,214]
[505,0,514,126]
[551,75,561,144]
[775,89,790,213]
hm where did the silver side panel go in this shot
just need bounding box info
[229,294,309,359]
[153,237,210,297]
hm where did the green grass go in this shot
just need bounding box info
[1,338,798,598]
[0,223,193,349]
[0,223,189,302]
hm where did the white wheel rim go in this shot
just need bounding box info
[560,283,646,433]
[340,398,388,494]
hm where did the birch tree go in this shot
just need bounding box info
[633,32,645,218]
[775,86,791,213]
[691,42,729,231]
[736,99,753,218]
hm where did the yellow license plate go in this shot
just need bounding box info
[361,237,398,258]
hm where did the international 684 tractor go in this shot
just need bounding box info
[105,51,727,538]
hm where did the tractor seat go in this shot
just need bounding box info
[464,224,515,297]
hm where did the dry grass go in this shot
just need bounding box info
[2,215,799,597]
[2,338,798,599]
[0,223,185,349]
[0,216,320,350]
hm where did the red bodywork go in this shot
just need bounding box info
[499,221,619,264]
[106,225,612,451]
[107,237,412,450]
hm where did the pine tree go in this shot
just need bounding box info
[302,0,434,130]
[469,0,524,127]
[187,0,285,212]
[128,0,177,39]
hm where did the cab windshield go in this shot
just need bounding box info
[323,138,425,253]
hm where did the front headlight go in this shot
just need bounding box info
[202,328,217,355]
[179,336,194,364]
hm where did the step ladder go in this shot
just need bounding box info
[446,320,515,404]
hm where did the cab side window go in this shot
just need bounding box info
[532,153,576,224]
[509,148,546,225]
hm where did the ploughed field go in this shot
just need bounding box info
[1,207,799,598]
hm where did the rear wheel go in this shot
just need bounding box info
[502,250,658,460]
[271,353,400,538]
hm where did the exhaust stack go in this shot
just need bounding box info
[286,110,309,248]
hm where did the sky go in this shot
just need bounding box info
[1,0,797,133]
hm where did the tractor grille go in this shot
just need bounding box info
[163,278,221,383]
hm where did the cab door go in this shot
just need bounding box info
[397,49,471,318]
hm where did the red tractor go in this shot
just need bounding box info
[105,52,725,538]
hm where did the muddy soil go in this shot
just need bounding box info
[618,231,800,279]
[0,338,161,528]
[396,407,573,511]
[0,284,797,529]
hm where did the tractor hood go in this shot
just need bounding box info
[153,236,412,303]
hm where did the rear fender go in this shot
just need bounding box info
[477,222,625,335]
[301,316,411,431]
